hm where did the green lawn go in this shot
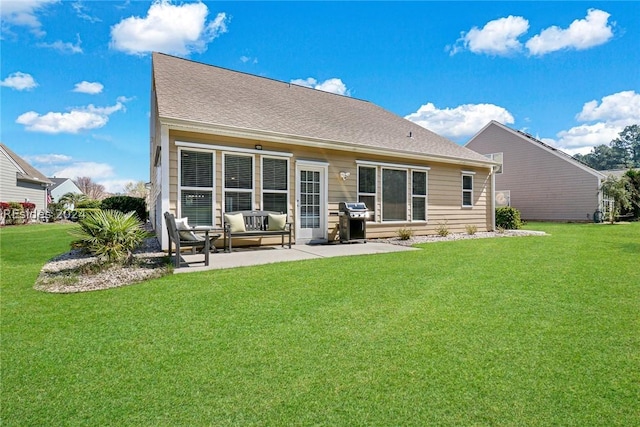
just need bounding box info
[1,222,639,426]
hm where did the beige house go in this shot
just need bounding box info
[1,142,52,215]
[466,121,606,222]
[150,53,497,249]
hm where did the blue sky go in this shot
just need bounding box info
[2,1,639,193]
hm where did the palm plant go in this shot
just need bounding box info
[58,192,87,209]
[70,210,150,264]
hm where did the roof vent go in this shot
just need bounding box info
[408,131,413,138]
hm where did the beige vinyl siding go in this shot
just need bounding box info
[0,152,48,214]
[467,123,601,221]
[166,130,492,245]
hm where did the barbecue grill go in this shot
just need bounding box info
[338,201,369,243]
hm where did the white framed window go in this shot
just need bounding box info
[462,172,474,207]
[412,171,427,221]
[261,156,289,213]
[356,161,430,223]
[357,166,376,221]
[179,149,215,226]
[224,153,254,212]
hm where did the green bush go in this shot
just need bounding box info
[76,199,102,209]
[436,220,450,237]
[496,207,522,230]
[397,227,414,240]
[101,196,147,221]
[70,210,150,264]
[5,202,24,225]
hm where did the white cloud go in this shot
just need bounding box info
[549,91,640,155]
[240,55,258,64]
[23,153,73,164]
[405,102,515,139]
[52,162,115,180]
[97,179,134,194]
[290,77,351,96]
[0,0,58,37]
[15,99,129,134]
[109,0,229,56]
[71,1,101,23]
[0,72,38,90]
[449,16,529,56]
[73,81,104,94]
[526,9,614,56]
[37,34,83,54]
[576,91,640,123]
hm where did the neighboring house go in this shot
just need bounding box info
[49,177,83,206]
[465,121,607,222]
[0,142,52,215]
[150,53,497,250]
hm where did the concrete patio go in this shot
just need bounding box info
[174,242,418,273]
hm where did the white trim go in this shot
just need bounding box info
[0,145,26,175]
[295,160,329,244]
[461,170,476,175]
[223,152,255,212]
[356,159,431,171]
[260,155,290,213]
[160,124,171,250]
[162,117,493,168]
[461,173,474,207]
[176,140,292,158]
[357,165,377,222]
[177,147,216,226]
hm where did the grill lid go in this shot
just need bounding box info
[339,201,368,212]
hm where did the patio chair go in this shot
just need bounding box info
[164,212,209,267]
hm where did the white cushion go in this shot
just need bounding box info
[175,217,190,230]
[224,213,246,233]
[267,213,287,231]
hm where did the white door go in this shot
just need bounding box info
[296,162,328,244]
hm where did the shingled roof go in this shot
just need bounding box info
[152,52,493,166]
[0,143,52,185]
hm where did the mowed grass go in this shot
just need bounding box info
[1,222,638,426]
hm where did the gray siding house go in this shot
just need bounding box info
[49,178,83,204]
[1,143,52,215]
[466,121,606,222]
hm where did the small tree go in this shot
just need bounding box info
[70,210,150,264]
[58,192,87,209]
[600,175,632,224]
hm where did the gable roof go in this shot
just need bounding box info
[152,52,493,167]
[49,177,81,191]
[466,120,606,179]
[0,143,52,185]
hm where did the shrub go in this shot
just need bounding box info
[465,224,478,235]
[496,207,522,230]
[4,202,23,225]
[20,202,36,224]
[436,220,450,237]
[397,227,413,240]
[101,196,147,221]
[70,210,150,264]
[76,199,102,209]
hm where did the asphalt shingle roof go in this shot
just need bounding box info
[152,52,493,166]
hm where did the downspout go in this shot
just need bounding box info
[491,165,496,231]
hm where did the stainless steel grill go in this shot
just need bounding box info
[338,202,369,243]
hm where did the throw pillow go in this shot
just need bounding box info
[267,213,287,231]
[224,213,246,233]
[175,217,190,230]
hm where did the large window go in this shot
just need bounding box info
[412,171,427,221]
[382,168,407,221]
[358,166,376,221]
[262,157,288,213]
[224,153,253,212]
[179,150,214,226]
[462,173,474,207]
